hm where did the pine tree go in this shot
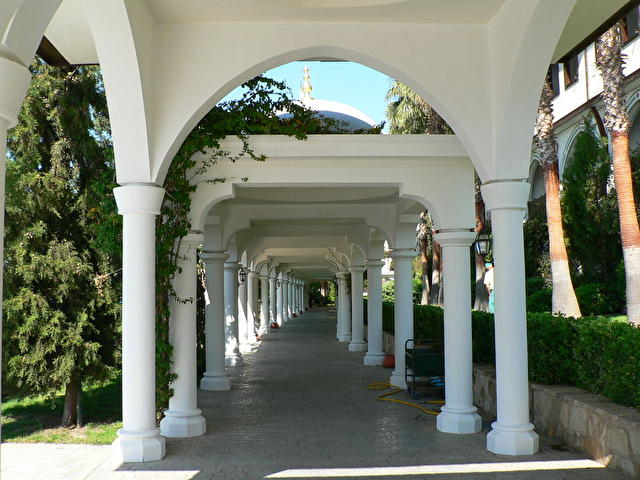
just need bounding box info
[3,59,120,426]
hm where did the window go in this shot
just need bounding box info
[547,64,560,97]
[563,54,579,88]
[622,7,640,43]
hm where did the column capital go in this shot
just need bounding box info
[481,180,529,211]
[259,274,269,281]
[247,271,258,279]
[433,230,476,247]
[223,262,241,272]
[389,248,417,261]
[366,259,385,268]
[0,57,31,127]
[335,271,348,279]
[201,250,228,262]
[114,184,165,215]
[348,266,366,274]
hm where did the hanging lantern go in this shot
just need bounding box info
[238,267,247,286]
[474,232,491,256]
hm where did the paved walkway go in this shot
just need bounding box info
[1,308,625,479]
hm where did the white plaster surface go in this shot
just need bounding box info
[0,309,625,480]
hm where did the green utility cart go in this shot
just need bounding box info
[405,339,445,399]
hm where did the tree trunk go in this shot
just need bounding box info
[420,236,430,305]
[473,197,489,311]
[62,373,81,427]
[430,241,442,306]
[544,163,582,317]
[611,132,640,325]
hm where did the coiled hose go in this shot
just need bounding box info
[367,382,444,416]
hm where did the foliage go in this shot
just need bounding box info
[385,81,452,134]
[382,280,395,303]
[523,198,550,281]
[562,121,621,286]
[3,59,120,424]
[575,282,618,316]
[526,288,552,313]
[381,302,640,409]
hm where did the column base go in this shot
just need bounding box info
[258,325,269,336]
[348,341,367,352]
[160,410,206,438]
[487,422,539,455]
[299,309,304,315]
[239,343,253,354]
[200,373,231,391]
[363,353,385,366]
[113,428,165,463]
[389,372,407,389]
[338,334,352,343]
[225,353,243,367]
[436,407,482,434]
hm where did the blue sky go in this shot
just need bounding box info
[220,61,394,128]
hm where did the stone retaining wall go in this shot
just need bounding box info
[473,365,640,478]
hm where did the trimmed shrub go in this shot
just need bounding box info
[575,282,612,316]
[379,302,640,409]
[526,288,552,313]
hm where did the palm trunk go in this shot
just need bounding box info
[430,241,441,306]
[611,132,640,325]
[473,197,489,311]
[61,373,81,427]
[544,162,582,317]
[420,237,430,305]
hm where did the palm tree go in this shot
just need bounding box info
[596,25,640,325]
[534,78,582,317]
[386,81,451,307]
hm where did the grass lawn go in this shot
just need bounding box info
[1,376,122,445]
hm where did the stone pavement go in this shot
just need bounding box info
[1,308,626,480]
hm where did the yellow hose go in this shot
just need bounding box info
[367,382,444,416]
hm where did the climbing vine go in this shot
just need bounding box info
[155,76,381,415]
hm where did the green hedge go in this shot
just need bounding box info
[380,302,640,409]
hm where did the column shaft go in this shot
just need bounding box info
[349,267,367,351]
[435,232,481,434]
[259,275,270,335]
[269,276,277,326]
[161,233,206,438]
[276,276,284,326]
[364,260,385,366]
[224,263,243,366]
[238,270,251,353]
[389,251,415,389]
[200,252,231,390]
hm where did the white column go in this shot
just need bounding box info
[287,278,294,319]
[224,262,243,366]
[200,251,231,391]
[364,260,385,366]
[269,274,277,326]
[335,278,341,339]
[113,184,166,462]
[282,275,291,323]
[238,269,251,353]
[348,266,367,352]
[0,57,31,410]
[434,231,482,434]
[160,232,206,438]
[389,249,416,389]
[482,181,539,455]
[276,274,284,326]
[247,270,259,343]
[299,281,305,314]
[259,275,270,335]
[336,272,349,342]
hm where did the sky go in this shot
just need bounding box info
[220,61,394,128]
